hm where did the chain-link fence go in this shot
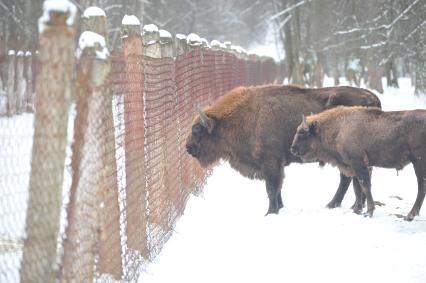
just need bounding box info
[0,4,280,283]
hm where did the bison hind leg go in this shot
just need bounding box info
[264,163,284,216]
[354,166,375,218]
[351,177,366,214]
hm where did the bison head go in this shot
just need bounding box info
[185,110,218,167]
[291,115,319,162]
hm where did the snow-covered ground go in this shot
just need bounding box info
[140,78,426,283]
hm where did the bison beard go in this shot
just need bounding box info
[291,106,426,221]
[185,85,381,215]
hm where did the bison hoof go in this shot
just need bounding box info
[326,201,341,209]
[265,208,280,216]
[363,210,374,218]
[404,212,418,221]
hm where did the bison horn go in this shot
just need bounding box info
[198,109,215,133]
[301,114,308,127]
[199,109,209,125]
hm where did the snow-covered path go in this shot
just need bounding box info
[140,79,426,283]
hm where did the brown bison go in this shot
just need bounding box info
[185,85,381,215]
[291,106,426,220]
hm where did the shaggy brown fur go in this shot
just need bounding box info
[291,106,426,220]
[186,85,381,215]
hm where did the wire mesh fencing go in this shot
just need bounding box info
[0,5,280,283]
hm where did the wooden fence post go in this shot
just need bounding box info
[61,7,123,281]
[143,24,161,58]
[15,51,26,113]
[175,34,187,56]
[6,50,15,116]
[82,6,108,46]
[24,51,34,112]
[160,29,173,58]
[20,2,76,282]
[121,15,149,256]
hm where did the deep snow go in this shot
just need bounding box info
[140,78,426,283]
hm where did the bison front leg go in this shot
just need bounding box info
[264,165,284,215]
[405,161,426,221]
[327,173,352,208]
[355,167,375,217]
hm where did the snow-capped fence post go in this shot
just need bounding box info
[120,15,149,256]
[142,24,161,58]
[82,6,108,46]
[175,34,187,56]
[15,51,26,113]
[6,50,16,116]
[159,29,173,58]
[61,7,123,281]
[187,33,202,52]
[20,1,76,282]
[24,51,34,112]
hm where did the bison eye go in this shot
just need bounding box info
[192,124,204,135]
[299,129,309,137]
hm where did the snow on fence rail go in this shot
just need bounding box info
[0,4,279,283]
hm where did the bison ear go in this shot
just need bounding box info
[199,110,215,134]
[308,121,318,135]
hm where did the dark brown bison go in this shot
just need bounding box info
[185,85,381,215]
[291,106,426,220]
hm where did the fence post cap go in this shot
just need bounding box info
[82,6,108,46]
[121,15,141,39]
[142,24,161,58]
[159,29,172,43]
[76,31,109,60]
[142,24,159,43]
[82,6,106,18]
[219,42,227,50]
[224,41,232,49]
[159,29,173,58]
[122,14,140,26]
[175,34,188,56]
[200,38,210,48]
[38,0,77,34]
[187,33,202,47]
[210,40,221,50]
[176,33,186,40]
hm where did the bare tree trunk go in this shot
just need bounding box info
[414,27,426,95]
[314,52,324,87]
[367,59,384,94]
[284,23,294,83]
[292,0,303,86]
[385,58,399,88]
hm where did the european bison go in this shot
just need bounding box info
[185,85,381,215]
[291,106,426,220]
